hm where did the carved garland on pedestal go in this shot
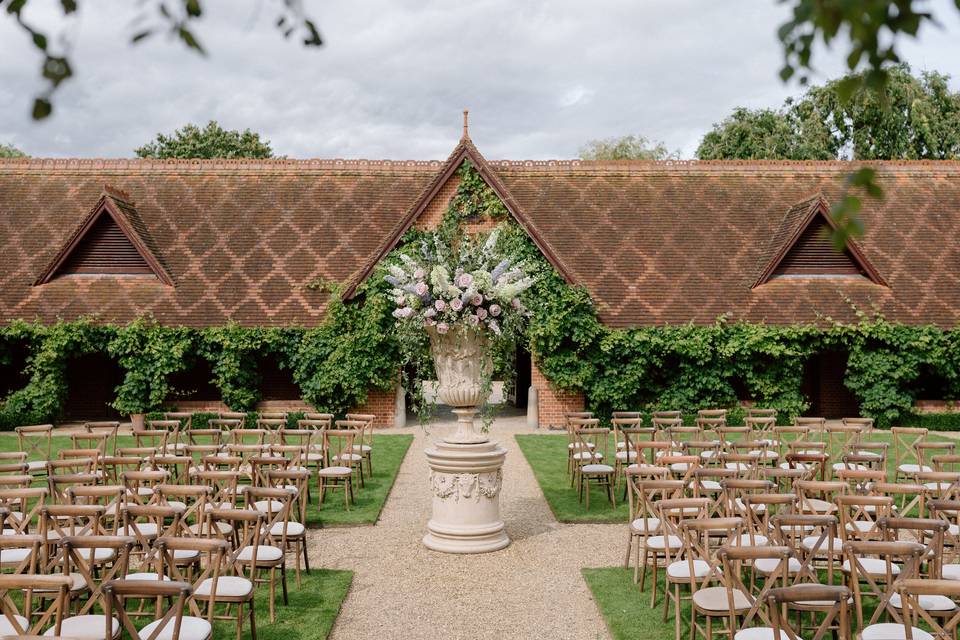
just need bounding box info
[430,469,503,502]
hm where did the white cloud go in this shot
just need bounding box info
[0,0,958,160]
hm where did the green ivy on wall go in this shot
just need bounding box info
[0,161,959,428]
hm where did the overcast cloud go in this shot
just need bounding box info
[1,0,959,160]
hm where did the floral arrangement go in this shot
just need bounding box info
[383,227,535,337]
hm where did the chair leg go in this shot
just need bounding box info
[268,566,276,622]
[281,563,289,605]
[303,539,311,573]
[650,557,659,607]
[249,598,257,640]
[623,533,633,568]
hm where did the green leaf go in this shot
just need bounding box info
[31,97,51,120]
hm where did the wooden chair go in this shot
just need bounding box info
[55,534,135,639]
[317,429,357,510]
[892,427,932,482]
[844,540,925,631]
[648,498,709,607]
[893,579,960,640]
[264,468,311,581]
[771,513,840,583]
[836,495,894,544]
[768,584,851,640]
[153,536,255,640]
[345,412,376,477]
[83,422,120,456]
[201,510,263,640]
[879,517,947,580]
[694,545,791,640]
[664,517,743,640]
[930,499,960,581]
[14,423,53,476]
[0,573,72,637]
[103,578,212,640]
[243,486,292,621]
[0,533,43,574]
[572,427,615,509]
[624,479,684,584]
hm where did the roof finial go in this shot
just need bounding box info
[462,109,470,140]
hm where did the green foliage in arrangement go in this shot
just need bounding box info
[2,162,960,429]
[108,319,195,415]
[198,324,301,412]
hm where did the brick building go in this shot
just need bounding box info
[1,133,959,425]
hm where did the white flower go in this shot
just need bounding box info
[424,308,437,318]
[488,319,501,335]
[414,268,425,280]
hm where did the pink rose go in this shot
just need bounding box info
[415,282,429,296]
[436,322,449,334]
[414,268,425,280]
[457,273,473,288]
[450,299,464,312]
[511,298,521,309]
[470,294,483,306]
[434,299,446,311]
[489,304,501,317]
[476,307,488,320]
[467,314,480,325]
[424,318,436,327]
[424,308,437,318]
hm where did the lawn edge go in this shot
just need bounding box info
[323,569,356,640]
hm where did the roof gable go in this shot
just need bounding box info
[753,194,886,288]
[341,136,576,298]
[35,187,174,286]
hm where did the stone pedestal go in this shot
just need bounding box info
[423,409,509,554]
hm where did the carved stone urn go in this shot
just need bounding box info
[422,325,510,554]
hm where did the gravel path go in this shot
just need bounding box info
[310,413,621,640]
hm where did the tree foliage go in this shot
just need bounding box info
[697,66,960,161]
[135,121,275,159]
[1,0,322,120]
[0,144,26,158]
[579,135,678,161]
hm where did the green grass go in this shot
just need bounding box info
[583,567,670,640]
[211,569,353,640]
[305,434,412,527]
[516,433,629,522]
[517,431,959,523]
[0,432,413,527]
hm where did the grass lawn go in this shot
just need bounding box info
[582,567,670,640]
[0,432,413,527]
[212,569,353,640]
[517,431,958,523]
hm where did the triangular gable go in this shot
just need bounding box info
[341,135,576,298]
[753,193,885,287]
[35,186,173,285]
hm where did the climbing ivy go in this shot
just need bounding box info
[0,162,959,428]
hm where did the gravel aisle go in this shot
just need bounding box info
[310,413,621,640]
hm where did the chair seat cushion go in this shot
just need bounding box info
[734,498,766,513]
[270,521,306,537]
[253,499,285,514]
[735,628,789,640]
[615,451,637,461]
[568,442,595,450]
[172,549,201,561]
[27,460,48,472]
[188,522,233,536]
[924,482,953,491]
[0,547,32,563]
[317,466,353,476]
[45,615,120,639]
[944,564,960,581]
[697,480,722,491]
[581,464,613,474]
[237,545,283,562]
[801,498,836,513]
[888,592,955,611]
[351,445,372,453]
[833,462,868,471]
[126,572,171,581]
[801,536,844,552]
[119,523,159,537]
[645,535,682,550]
[842,558,900,575]
[734,534,768,546]
[855,451,883,459]
[34,572,87,593]
[754,557,802,573]
[725,463,753,471]
[666,559,710,579]
[195,576,253,598]
[0,614,29,635]
[332,453,363,462]
[861,623,932,640]
[573,452,603,461]
[630,517,660,533]
[779,461,810,470]
[75,547,117,562]
[693,586,750,612]
[670,463,691,472]
[140,616,212,640]
[898,464,933,474]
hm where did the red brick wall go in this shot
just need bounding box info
[352,387,397,428]
[415,174,459,231]
[532,360,584,428]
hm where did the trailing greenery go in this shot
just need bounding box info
[2,163,960,429]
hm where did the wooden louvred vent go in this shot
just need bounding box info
[35,189,173,286]
[58,215,153,275]
[771,217,865,278]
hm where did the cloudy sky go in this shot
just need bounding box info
[1,0,959,160]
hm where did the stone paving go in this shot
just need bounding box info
[310,413,621,640]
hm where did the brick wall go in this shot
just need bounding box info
[532,360,584,428]
[415,174,459,231]
[352,387,397,428]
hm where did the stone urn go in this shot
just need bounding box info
[422,324,510,554]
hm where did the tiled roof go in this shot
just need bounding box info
[492,160,960,327]
[1,153,959,328]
